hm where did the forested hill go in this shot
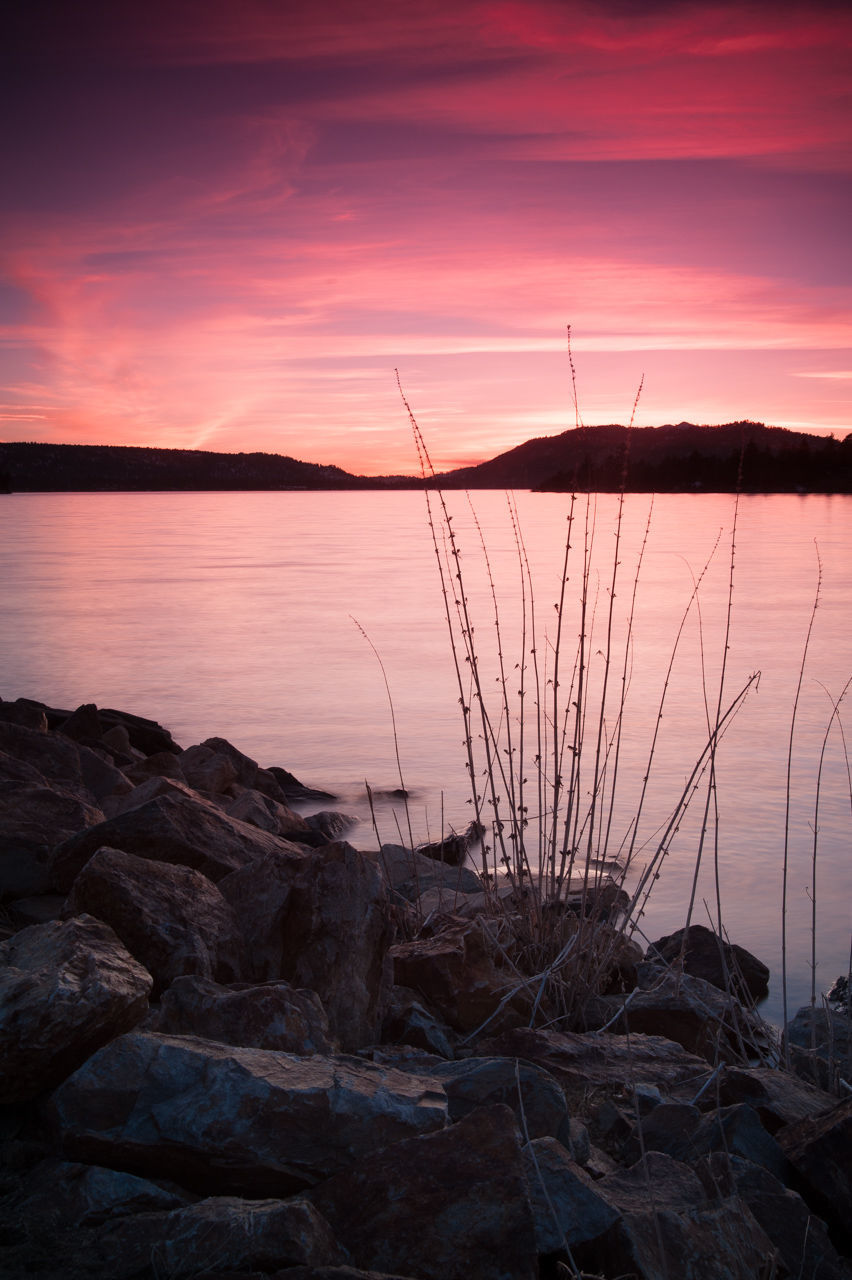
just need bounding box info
[0,442,389,492]
[2,422,851,493]
[431,421,852,493]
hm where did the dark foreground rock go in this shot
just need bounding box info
[1,697,850,1280]
[0,915,151,1102]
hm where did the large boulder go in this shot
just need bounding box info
[308,1105,538,1280]
[522,1136,621,1256]
[706,1154,850,1280]
[157,975,335,1054]
[14,1159,190,1226]
[50,789,308,891]
[102,1196,346,1278]
[64,847,245,996]
[371,843,483,903]
[776,1097,852,1246]
[587,963,771,1064]
[225,786,313,842]
[389,916,531,1036]
[0,780,104,900]
[428,1057,567,1140]
[646,924,769,1005]
[48,1031,449,1196]
[479,1027,712,1112]
[220,841,394,1051]
[590,1151,780,1280]
[782,1004,852,1093]
[0,915,151,1102]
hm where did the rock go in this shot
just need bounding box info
[381,985,456,1058]
[621,1101,702,1164]
[703,1154,850,1280]
[776,1097,852,1246]
[122,749,186,784]
[308,1105,538,1280]
[226,786,313,841]
[157,975,335,1054]
[220,841,394,1051]
[64,847,245,997]
[646,924,770,1005]
[0,781,104,883]
[522,1136,621,1255]
[0,697,48,731]
[477,1027,712,1112]
[389,916,530,1036]
[0,786,100,903]
[783,1004,852,1093]
[372,842,483,903]
[75,743,133,803]
[685,1104,790,1181]
[587,963,771,1064]
[304,810,359,844]
[0,721,101,802]
[97,706,182,757]
[415,820,484,867]
[15,1158,190,1225]
[266,764,336,803]
[428,1056,568,1140]
[178,742,240,793]
[50,789,307,892]
[716,1064,838,1133]
[0,915,151,1102]
[58,702,104,743]
[48,1031,448,1196]
[103,1196,346,1278]
[100,772,205,818]
[590,1151,781,1280]
[283,1270,420,1280]
[5,894,64,928]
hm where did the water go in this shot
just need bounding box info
[2,488,850,1026]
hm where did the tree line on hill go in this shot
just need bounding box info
[1,422,850,494]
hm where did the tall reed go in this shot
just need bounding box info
[398,357,759,1028]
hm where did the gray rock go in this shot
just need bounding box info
[157,975,335,1054]
[371,843,483,903]
[220,841,394,1051]
[0,915,151,1102]
[0,781,104,896]
[16,1158,190,1225]
[64,846,245,996]
[104,1195,346,1278]
[429,1056,567,1139]
[226,786,313,841]
[592,1151,781,1280]
[308,1105,538,1280]
[646,924,770,1004]
[48,1031,449,1195]
[50,789,307,891]
[522,1136,621,1255]
[777,1096,852,1245]
[783,1004,852,1093]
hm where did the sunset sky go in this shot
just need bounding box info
[2,0,850,474]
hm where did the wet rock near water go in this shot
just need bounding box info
[1,696,851,1280]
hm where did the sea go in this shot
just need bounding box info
[2,488,850,1028]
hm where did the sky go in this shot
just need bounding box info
[1,0,851,475]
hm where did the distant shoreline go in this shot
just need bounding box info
[2,423,851,494]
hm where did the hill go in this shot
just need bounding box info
[0,442,393,493]
[431,422,852,493]
[2,423,851,494]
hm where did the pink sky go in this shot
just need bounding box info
[2,0,850,474]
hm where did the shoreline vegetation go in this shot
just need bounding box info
[1,693,851,1279]
[1,420,852,494]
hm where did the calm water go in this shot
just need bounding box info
[2,489,850,1027]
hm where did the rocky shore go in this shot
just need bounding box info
[1,695,850,1280]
